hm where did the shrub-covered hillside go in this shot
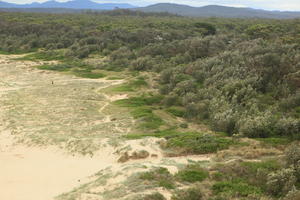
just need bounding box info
[0,10,299,139]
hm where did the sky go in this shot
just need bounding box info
[3,0,300,11]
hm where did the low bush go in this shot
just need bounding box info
[266,168,297,197]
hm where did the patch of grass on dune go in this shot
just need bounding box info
[111,76,149,92]
[176,164,209,183]
[131,107,164,130]
[165,132,235,155]
[36,61,105,79]
[115,94,165,130]
[16,50,65,61]
[212,179,262,197]
[37,64,72,72]
[115,95,163,107]
[72,69,105,79]
[166,107,186,118]
[255,137,291,148]
[126,130,235,155]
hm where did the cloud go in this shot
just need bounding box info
[4,0,300,11]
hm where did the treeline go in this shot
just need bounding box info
[0,12,299,138]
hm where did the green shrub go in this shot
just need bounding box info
[266,168,297,197]
[283,188,300,200]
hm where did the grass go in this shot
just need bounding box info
[37,64,72,72]
[166,107,186,118]
[166,132,235,155]
[212,179,262,197]
[115,95,163,107]
[15,50,65,61]
[131,107,164,130]
[36,61,105,79]
[241,160,281,174]
[72,70,105,79]
[176,165,209,183]
[256,137,291,147]
[140,167,175,189]
[111,76,148,92]
[115,94,165,130]
[106,76,124,80]
[126,130,235,155]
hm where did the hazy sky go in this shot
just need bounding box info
[4,0,300,11]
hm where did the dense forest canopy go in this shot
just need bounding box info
[0,10,299,139]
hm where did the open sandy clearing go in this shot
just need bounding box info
[0,55,128,200]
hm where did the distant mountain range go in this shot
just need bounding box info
[0,0,135,10]
[0,1,300,19]
[136,3,300,19]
